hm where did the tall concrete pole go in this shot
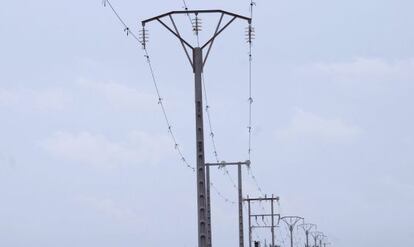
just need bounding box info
[248,196,252,247]
[306,230,310,247]
[238,165,244,247]
[271,195,275,247]
[319,234,326,247]
[206,164,212,247]
[194,47,207,247]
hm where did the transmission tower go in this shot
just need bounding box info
[103,2,334,247]
[310,231,324,247]
[323,242,331,247]
[244,195,280,247]
[323,242,332,247]
[319,234,327,247]
[141,9,251,247]
[281,216,304,247]
[298,223,317,247]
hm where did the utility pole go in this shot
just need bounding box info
[311,231,324,247]
[298,223,317,247]
[319,234,327,247]
[244,195,280,247]
[281,216,304,247]
[206,160,250,247]
[141,10,251,247]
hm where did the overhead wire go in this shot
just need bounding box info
[103,0,237,204]
[103,0,195,172]
[103,2,325,247]
[102,0,141,43]
[243,1,273,229]
[183,0,239,202]
[246,0,266,197]
[182,0,194,25]
[143,50,196,172]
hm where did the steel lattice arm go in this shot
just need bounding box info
[298,223,317,233]
[281,216,304,228]
[141,9,251,69]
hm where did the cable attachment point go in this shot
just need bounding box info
[192,15,202,35]
[139,26,149,49]
[218,161,227,169]
[245,25,255,43]
[124,27,130,36]
[102,0,107,7]
[250,1,256,12]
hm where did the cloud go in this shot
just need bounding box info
[75,195,138,221]
[39,131,172,167]
[76,79,156,111]
[0,79,157,112]
[307,57,414,83]
[275,109,361,142]
[0,87,70,111]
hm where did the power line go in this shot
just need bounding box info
[202,73,238,191]
[103,0,238,205]
[143,50,196,172]
[103,0,195,172]
[244,1,273,230]
[182,0,194,27]
[182,0,239,196]
[247,2,254,163]
[211,181,236,204]
[103,2,332,247]
[246,0,262,195]
[102,0,141,44]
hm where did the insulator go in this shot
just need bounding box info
[139,28,149,49]
[192,16,202,35]
[245,25,255,43]
[102,0,107,7]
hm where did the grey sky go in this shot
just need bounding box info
[1,0,413,246]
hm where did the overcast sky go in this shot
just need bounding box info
[1,0,413,246]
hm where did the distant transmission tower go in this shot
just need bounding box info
[298,223,317,247]
[311,231,324,247]
[281,216,304,247]
[141,9,251,247]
